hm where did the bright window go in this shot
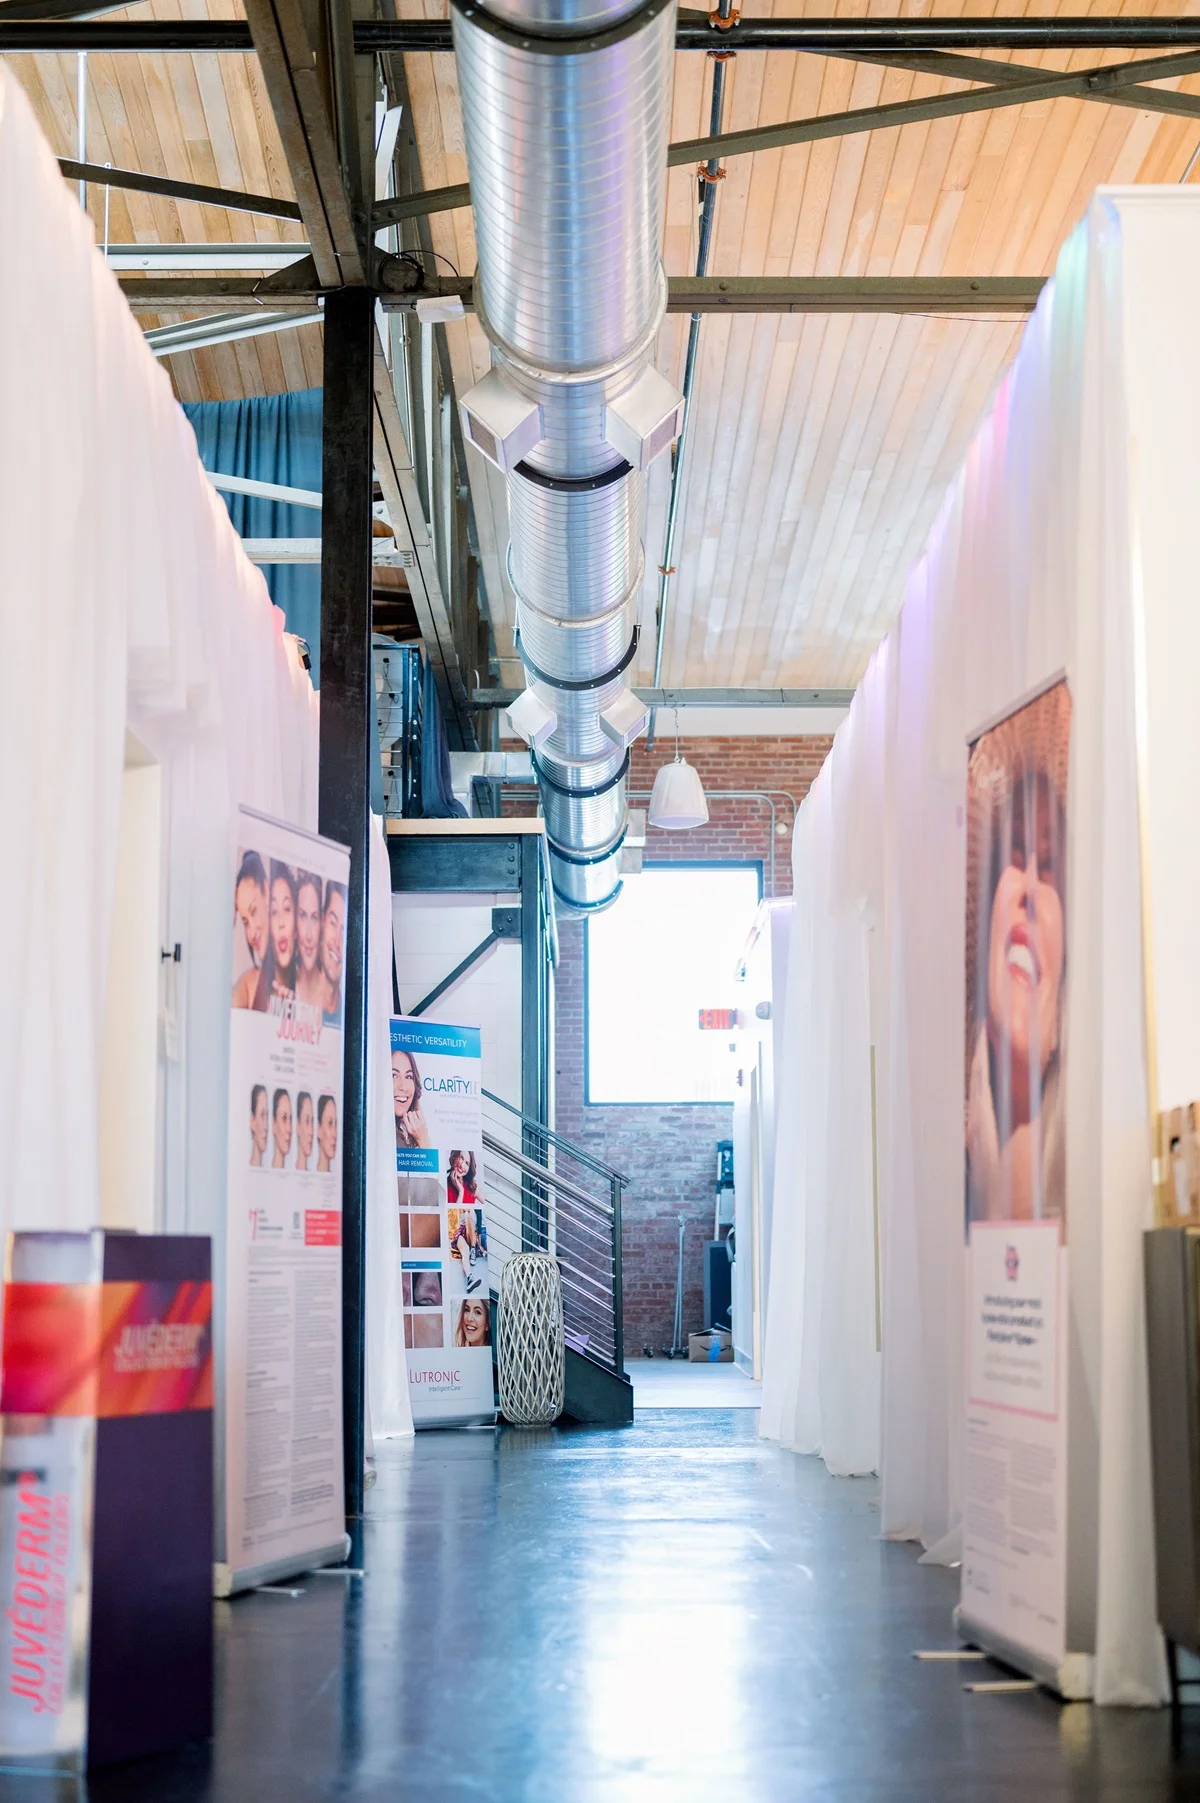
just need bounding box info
[585,863,762,1104]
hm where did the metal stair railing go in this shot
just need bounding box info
[481,1089,627,1375]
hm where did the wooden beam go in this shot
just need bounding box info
[242,0,363,286]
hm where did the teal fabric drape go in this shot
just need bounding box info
[184,386,323,682]
[184,384,470,816]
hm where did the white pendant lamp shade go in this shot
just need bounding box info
[647,756,709,830]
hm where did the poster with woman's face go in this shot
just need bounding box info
[965,681,1071,1232]
[231,847,347,1025]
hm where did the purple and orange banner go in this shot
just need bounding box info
[1,1280,213,1419]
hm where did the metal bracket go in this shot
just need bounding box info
[408,907,521,1018]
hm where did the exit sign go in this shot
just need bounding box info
[698,1008,736,1031]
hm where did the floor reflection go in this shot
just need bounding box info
[15,1412,1200,1802]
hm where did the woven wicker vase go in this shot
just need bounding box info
[497,1252,566,1426]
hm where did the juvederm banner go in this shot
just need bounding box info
[961,681,1071,1679]
[391,1019,494,1428]
[0,1231,213,1772]
[221,806,349,1593]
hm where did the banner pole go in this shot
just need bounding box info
[319,288,375,1521]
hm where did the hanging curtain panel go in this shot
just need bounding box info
[761,186,1200,1705]
[184,389,323,682]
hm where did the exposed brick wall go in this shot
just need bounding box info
[552,736,834,1357]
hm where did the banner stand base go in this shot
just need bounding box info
[214,1534,353,1599]
[954,1606,1094,1700]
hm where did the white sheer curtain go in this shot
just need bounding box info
[760,187,1200,1704]
[0,66,318,1243]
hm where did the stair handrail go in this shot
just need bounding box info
[481,1131,613,1218]
[481,1087,631,1187]
[481,1114,625,1378]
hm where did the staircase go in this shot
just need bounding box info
[482,1089,632,1427]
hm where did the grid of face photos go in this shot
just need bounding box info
[248,1083,339,1174]
[399,1166,491,1354]
[232,845,347,1023]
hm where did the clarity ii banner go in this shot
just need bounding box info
[391,1018,494,1428]
[220,806,350,1593]
[960,680,1074,1685]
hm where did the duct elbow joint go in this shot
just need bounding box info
[598,688,650,750]
[505,686,559,749]
[461,369,544,472]
[604,365,684,471]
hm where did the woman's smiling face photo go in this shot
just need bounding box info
[393,1051,417,1115]
[270,874,295,970]
[986,773,1064,1084]
[296,878,322,978]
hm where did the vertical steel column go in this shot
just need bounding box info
[319,287,375,1521]
[520,833,548,1248]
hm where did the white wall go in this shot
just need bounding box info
[391,892,524,1109]
[98,749,162,1232]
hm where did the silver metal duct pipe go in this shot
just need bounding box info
[454,0,681,913]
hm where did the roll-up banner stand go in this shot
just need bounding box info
[390,1019,495,1428]
[0,1230,213,1772]
[217,807,351,1596]
[958,680,1089,1696]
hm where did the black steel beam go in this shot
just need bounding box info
[8,15,1200,51]
[669,47,1200,167]
[409,929,502,1018]
[663,274,1045,314]
[57,157,302,222]
[356,13,1200,50]
[317,287,375,1525]
[372,183,471,233]
[669,10,1200,50]
[474,684,859,708]
[0,18,254,44]
[117,272,1047,314]
[846,47,1200,122]
[242,0,364,286]
[387,832,522,893]
[119,276,326,309]
[373,46,1200,232]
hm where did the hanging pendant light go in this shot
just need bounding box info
[647,709,708,829]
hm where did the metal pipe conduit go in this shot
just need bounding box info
[453,0,683,914]
[650,0,730,743]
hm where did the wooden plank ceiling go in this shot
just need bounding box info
[6,1,1200,688]
[2,0,321,402]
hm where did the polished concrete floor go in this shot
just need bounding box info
[18,1410,1200,1802]
[627,1357,762,1408]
